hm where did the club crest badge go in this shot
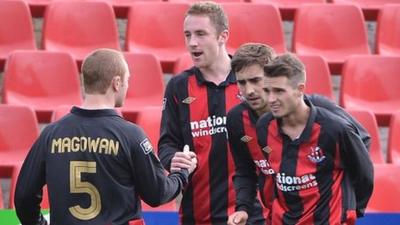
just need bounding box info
[308,146,326,163]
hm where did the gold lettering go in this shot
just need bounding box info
[51,138,62,153]
[62,138,71,153]
[99,139,109,154]
[88,138,100,153]
[71,137,80,152]
[50,137,119,156]
[80,137,87,152]
[109,139,119,156]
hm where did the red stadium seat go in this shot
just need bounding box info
[173,53,193,75]
[347,109,384,164]
[340,55,400,126]
[42,0,120,65]
[298,55,334,100]
[367,164,400,212]
[222,3,286,54]
[2,51,83,122]
[293,4,370,74]
[121,53,165,122]
[0,105,39,208]
[50,105,74,122]
[0,0,36,71]
[388,112,400,164]
[250,0,327,20]
[108,0,163,18]
[0,105,39,165]
[125,2,189,73]
[135,107,162,152]
[19,0,52,17]
[376,4,400,56]
[332,0,400,20]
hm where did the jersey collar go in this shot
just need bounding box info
[71,106,121,118]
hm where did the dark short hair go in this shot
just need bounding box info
[263,53,305,87]
[81,48,126,94]
[186,1,228,34]
[231,43,276,73]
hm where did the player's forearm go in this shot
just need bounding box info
[234,175,258,213]
[354,158,374,217]
[342,128,374,217]
[142,170,188,207]
[15,195,44,225]
[14,147,47,225]
[158,143,180,171]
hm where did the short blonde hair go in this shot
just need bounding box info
[81,48,126,94]
[186,1,228,34]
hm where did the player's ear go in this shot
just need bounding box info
[218,29,229,45]
[297,83,305,96]
[111,76,121,92]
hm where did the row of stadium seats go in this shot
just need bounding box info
[2,51,164,122]
[2,50,399,124]
[0,68,400,164]
[1,1,400,73]
[174,53,335,99]
[9,0,400,20]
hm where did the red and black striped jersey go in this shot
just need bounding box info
[255,99,374,225]
[227,95,371,223]
[158,67,265,225]
[15,107,189,225]
[227,101,274,222]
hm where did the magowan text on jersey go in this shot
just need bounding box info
[51,137,119,156]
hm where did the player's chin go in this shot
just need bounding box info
[271,111,283,118]
[248,100,261,109]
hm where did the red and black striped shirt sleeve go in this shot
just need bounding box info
[227,103,258,213]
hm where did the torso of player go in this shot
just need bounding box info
[261,112,346,225]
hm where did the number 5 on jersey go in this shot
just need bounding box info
[69,161,101,220]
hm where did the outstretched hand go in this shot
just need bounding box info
[171,145,197,174]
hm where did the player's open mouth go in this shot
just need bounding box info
[192,52,203,57]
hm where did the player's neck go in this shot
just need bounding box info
[255,104,270,117]
[81,93,115,110]
[281,100,310,140]
[200,51,231,85]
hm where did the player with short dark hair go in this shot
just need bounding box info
[257,53,373,225]
[226,48,371,225]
